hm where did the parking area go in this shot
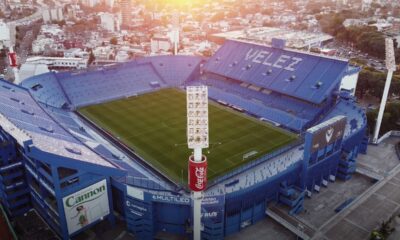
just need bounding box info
[241,137,400,240]
[226,217,296,240]
[357,137,400,177]
[318,137,400,240]
[297,173,374,229]
[72,218,135,240]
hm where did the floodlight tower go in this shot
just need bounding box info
[8,46,20,84]
[171,10,180,55]
[187,86,209,240]
[372,38,396,144]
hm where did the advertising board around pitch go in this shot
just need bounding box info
[63,179,110,235]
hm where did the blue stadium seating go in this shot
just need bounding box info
[0,81,78,143]
[21,72,70,108]
[0,79,167,184]
[40,104,94,141]
[204,40,348,104]
[137,55,202,86]
[321,99,367,138]
[206,85,307,131]
[191,75,318,131]
[58,63,164,107]
[22,56,202,108]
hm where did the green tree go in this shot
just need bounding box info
[88,51,95,65]
[211,12,224,22]
[226,11,238,18]
[110,37,118,45]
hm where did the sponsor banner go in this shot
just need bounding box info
[150,193,191,205]
[188,156,207,192]
[201,195,225,223]
[309,116,347,152]
[127,186,144,201]
[126,198,148,217]
[63,179,110,235]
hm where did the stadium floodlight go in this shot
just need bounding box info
[172,10,180,55]
[385,38,396,71]
[373,38,396,144]
[187,86,209,150]
[187,85,209,240]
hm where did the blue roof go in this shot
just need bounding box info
[0,80,120,170]
[21,72,70,108]
[204,40,349,104]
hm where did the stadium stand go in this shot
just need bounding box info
[191,73,325,131]
[21,72,70,108]
[204,84,308,131]
[0,41,369,240]
[58,63,163,107]
[22,56,202,108]
[211,146,304,194]
[0,80,165,184]
[203,40,348,104]
[137,55,203,86]
[321,99,367,138]
[0,83,76,143]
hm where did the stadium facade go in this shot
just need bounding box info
[0,40,368,240]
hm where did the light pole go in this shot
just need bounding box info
[187,86,209,240]
[372,38,396,144]
[8,46,20,84]
[172,10,180,55]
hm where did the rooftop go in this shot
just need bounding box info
[0,79,119,170]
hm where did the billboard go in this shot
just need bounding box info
[308,116,347,153]
[126,198,148,217]
[188,155,207,192]
[8,52,17,67]
[201,195,225,224]
[63,179,110,235]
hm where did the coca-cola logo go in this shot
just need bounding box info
[188,156,207,192]
[195,166,206,189]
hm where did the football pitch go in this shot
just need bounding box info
[78,88,298,184]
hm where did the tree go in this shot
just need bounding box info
[211,12,224,22]
[88,51,95,65]
[367,102,400,135]
[110,37,118,45]
[226,11,238,18]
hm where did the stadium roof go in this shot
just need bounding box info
[0,80,123,174]
[204,40,349,104]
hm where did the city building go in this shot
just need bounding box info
[24,56,88,70]
[119,0,132,28]
[99,12,120,32]
[211,27,333,50]
[150,35,172,54]
[0,20,16,49]
[42,8,64,23]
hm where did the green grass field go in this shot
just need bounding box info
[79,88,297,184]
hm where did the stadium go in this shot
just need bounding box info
[0,39,368,240]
